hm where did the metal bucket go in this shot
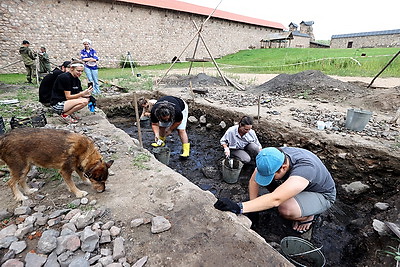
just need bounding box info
[345,108,372,131]
[280,236,325,267]
[153,147,170,165]
[221,158,243,184]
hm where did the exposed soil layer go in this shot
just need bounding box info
[105,71,400,266]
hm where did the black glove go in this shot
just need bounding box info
[214,198,241,214]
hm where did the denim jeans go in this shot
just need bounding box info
[84,67,100,94]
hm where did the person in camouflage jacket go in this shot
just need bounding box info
[38,46,51,74]
[19,40,37,83]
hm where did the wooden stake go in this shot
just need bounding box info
[368,51,400,88]
[258,96,261,123]
[133,93,143,150]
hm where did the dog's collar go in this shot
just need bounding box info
[84,161,101,180]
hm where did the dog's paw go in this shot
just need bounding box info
[26,188,38,194]
[15,194,28,202]
[75,190,88,198]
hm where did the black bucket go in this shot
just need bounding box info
[140,117,151,128]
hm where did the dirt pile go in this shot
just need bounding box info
[249,70,366,100]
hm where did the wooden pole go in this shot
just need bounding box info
[192,20,228,86]
[133,93,143,150]
[188,34,201,75]
[157,0,222,85]
[258,96,261,123]
[368,50,400,88]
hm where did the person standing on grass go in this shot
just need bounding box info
[38,46,51,74]
[50,61,93,124]
[19,40,37,83]
[80,39,100,95]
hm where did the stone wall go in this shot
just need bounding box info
[289,36,310,48]
[330,34,400,49]
[0,0,282,74]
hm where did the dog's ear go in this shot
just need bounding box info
[106,160,114,168]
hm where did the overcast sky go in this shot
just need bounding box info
[180,0,400,40]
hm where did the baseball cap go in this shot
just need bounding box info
[22,40,30,44]
[255,147,285,186]
[60,61,71,68]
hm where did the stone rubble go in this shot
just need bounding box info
[0,124,173,266]
[0,197,171,266]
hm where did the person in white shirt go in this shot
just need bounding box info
[220,116,262,164]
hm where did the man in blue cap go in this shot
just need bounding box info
[214,147,336,234]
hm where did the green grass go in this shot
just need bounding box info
[215,47,400,76]
[1,47,399,85]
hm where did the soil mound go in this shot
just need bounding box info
[249,70,364,98]
[159,73,226,87]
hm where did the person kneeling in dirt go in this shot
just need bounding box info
[214,147,336,234]
[220,116,262,165]
[39,61,71,107]
[50,61,93,124]
[150,96,190,158]
[137,97,157,119]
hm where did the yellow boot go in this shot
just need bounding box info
[180,143,190,158]
[151,136,166,147]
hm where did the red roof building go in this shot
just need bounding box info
[117,0,285,30]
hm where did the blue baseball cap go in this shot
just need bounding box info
[255,147,285,186]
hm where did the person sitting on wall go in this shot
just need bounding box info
[50,61,93,124]
[220,116,262,165]
[39,61,71,107]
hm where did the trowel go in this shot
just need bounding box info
[226,156,234,168]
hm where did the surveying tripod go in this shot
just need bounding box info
[122,51,136,76]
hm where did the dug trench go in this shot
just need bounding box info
[100,92,400,267]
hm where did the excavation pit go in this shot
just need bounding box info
[102,92,400,267]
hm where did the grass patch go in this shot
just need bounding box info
[133,153,151,170]
[37,167,62,181]
[1,48,399,86]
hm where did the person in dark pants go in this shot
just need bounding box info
[38,46,51,74]
[39,61,71,106]
[19,40,37,83]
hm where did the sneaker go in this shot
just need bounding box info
[70,114,81,121]
[58,114,78,124]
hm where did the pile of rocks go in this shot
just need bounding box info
[0,196,171,267]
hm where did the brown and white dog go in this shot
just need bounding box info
[0,128,113,201]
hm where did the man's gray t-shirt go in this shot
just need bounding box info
[282,147,336,201]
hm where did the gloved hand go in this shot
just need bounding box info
[224,147,230,158]
[214,198,241,214]
[151,136,166,147]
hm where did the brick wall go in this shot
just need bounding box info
[0,0,281,74]
[330,34,400,49]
